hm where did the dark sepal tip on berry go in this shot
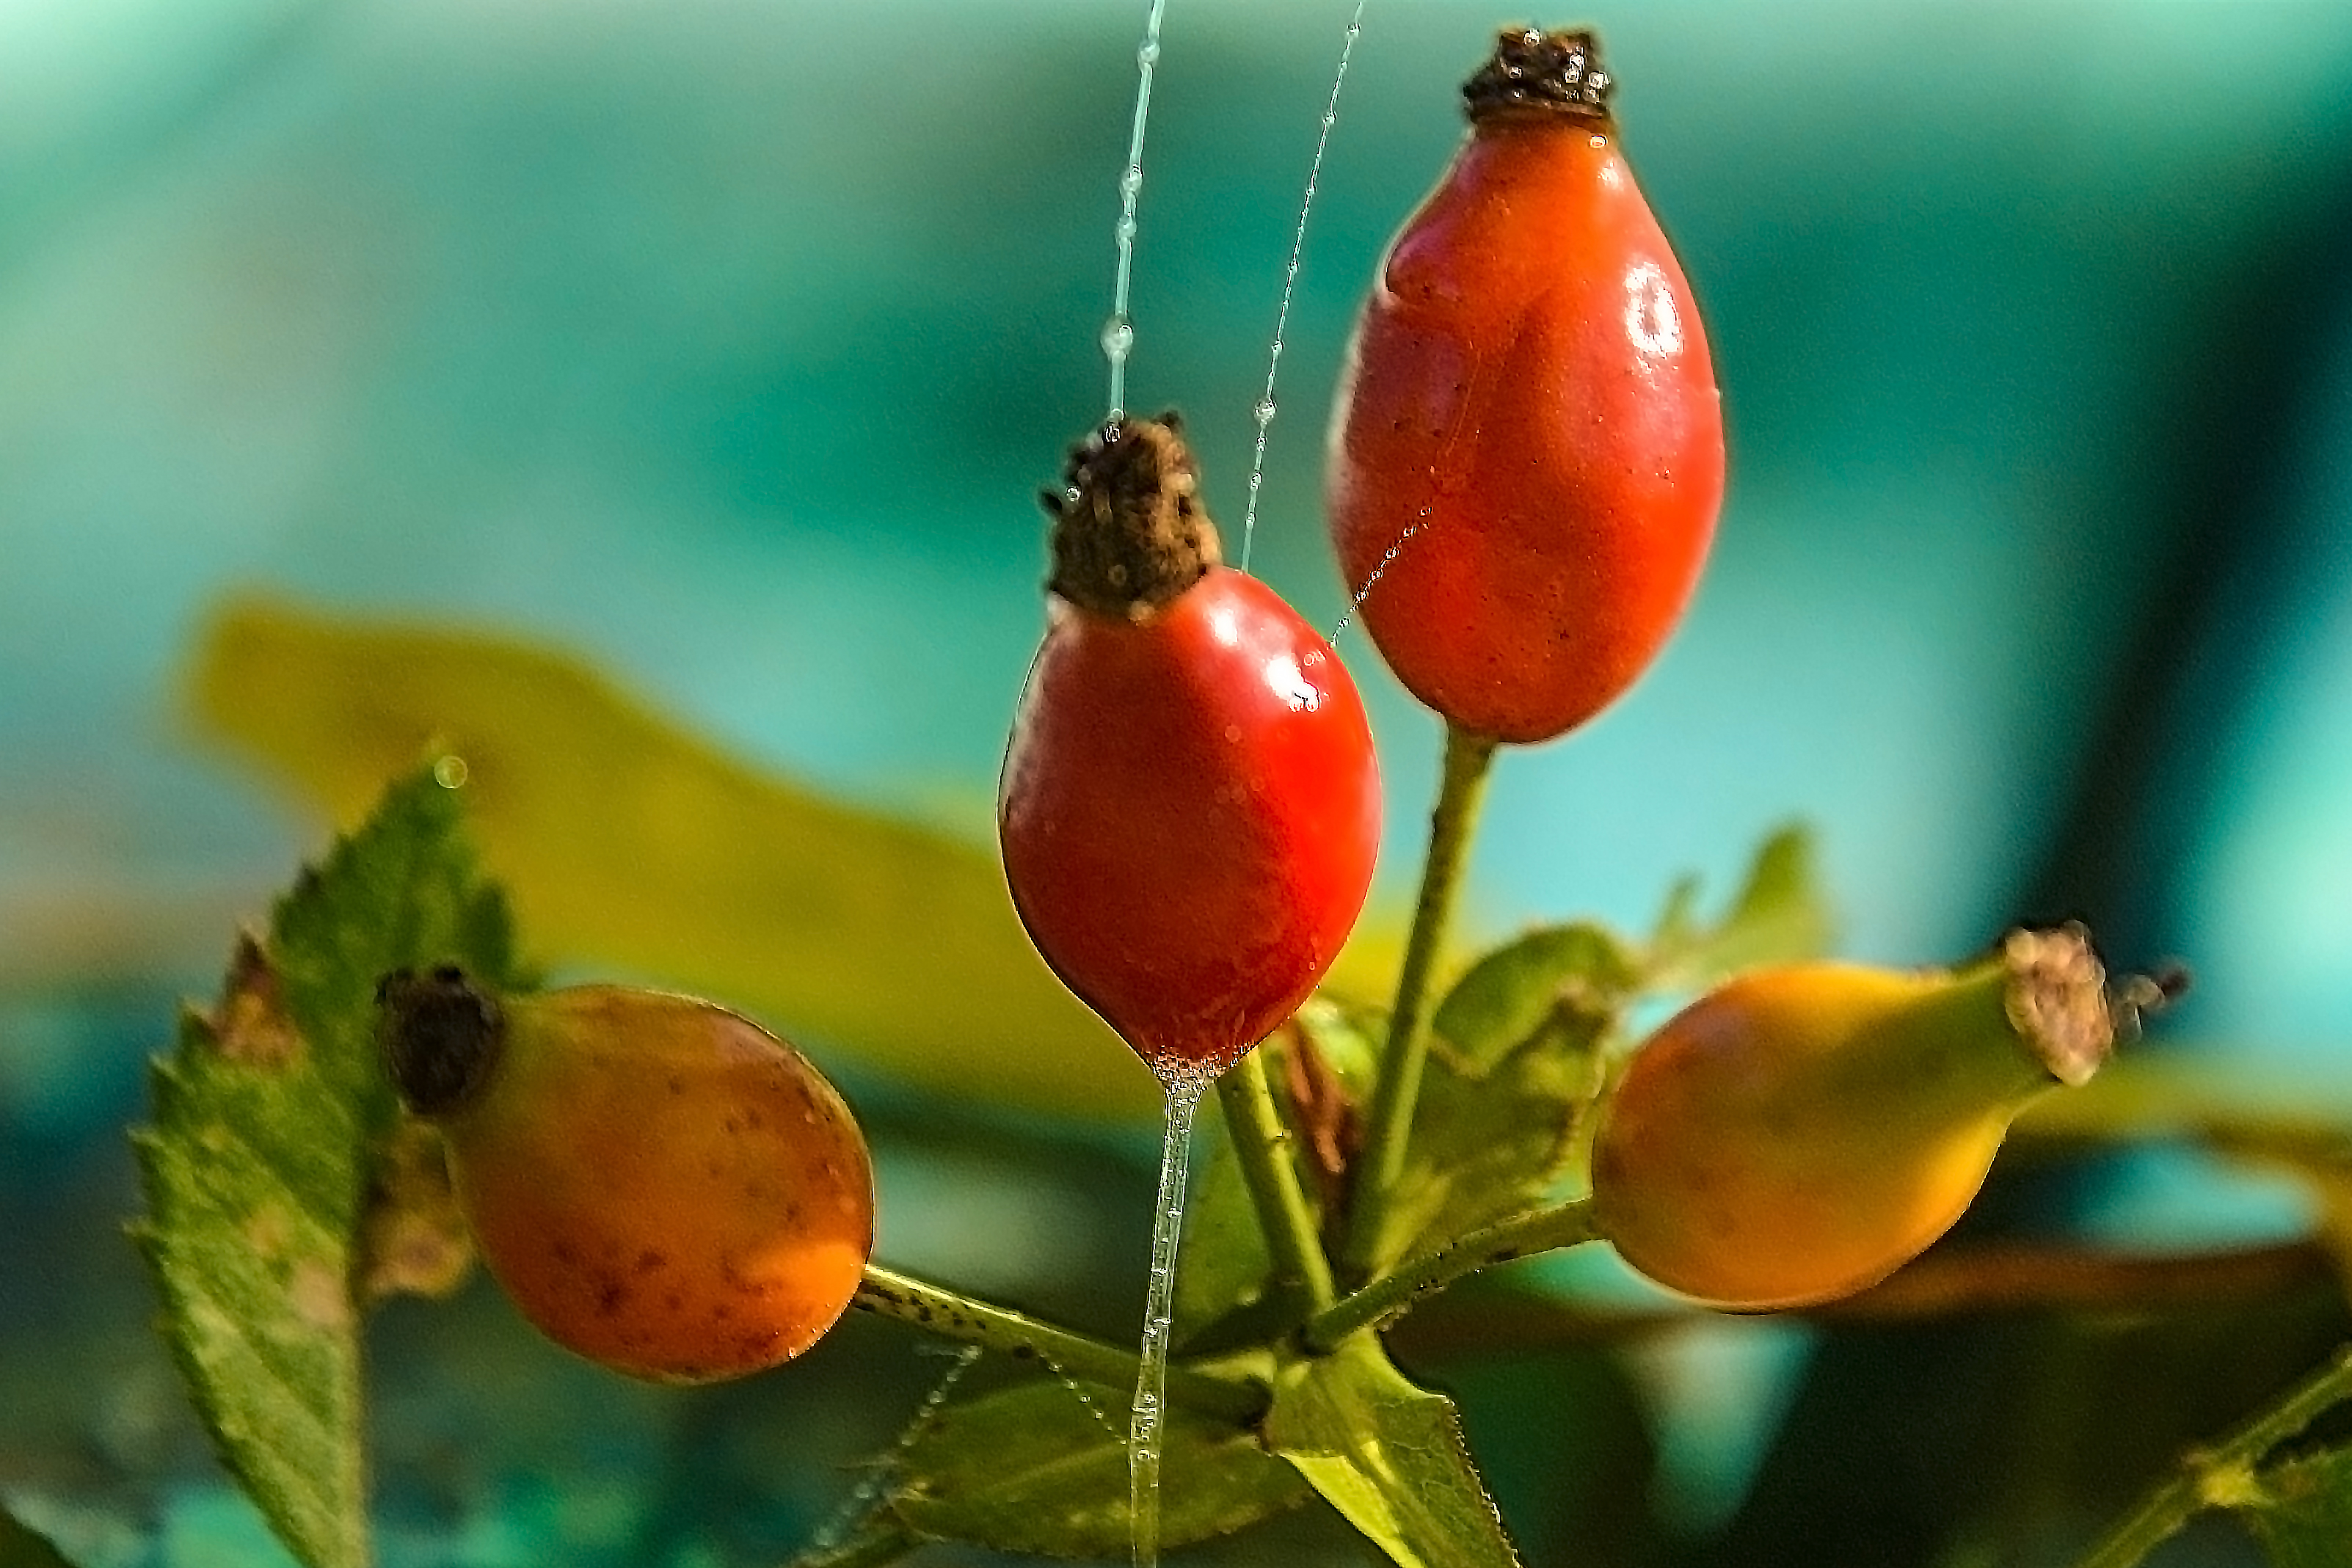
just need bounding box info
[1462,26,1613,124]
[1044,411,1223,622]
[376,965,505,1117]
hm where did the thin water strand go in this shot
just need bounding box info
[1105,0,1171,420]
[1239,0,1369,575]
[1329,502,1434,639]
[808,1341,981,1553]
[1035,1348,1127,1440]
[1131,1071,1207,1568]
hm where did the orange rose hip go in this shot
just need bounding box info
[376,969,873,1382]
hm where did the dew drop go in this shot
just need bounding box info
[1101,313,1135,361]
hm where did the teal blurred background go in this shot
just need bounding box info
[7,1,2352,1563]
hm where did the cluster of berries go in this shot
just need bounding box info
[373,26,2126,1385]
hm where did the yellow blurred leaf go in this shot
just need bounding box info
[188,595,1160,1121]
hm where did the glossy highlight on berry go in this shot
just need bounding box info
[998,414,1382,1082]
[376,969,874,1382]
[1327,26,1724,743]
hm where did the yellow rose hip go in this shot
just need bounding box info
[1590,927,2127,1310]
[376,969,873,1382]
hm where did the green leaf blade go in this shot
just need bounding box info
[1369,993,1604,1273]
[2245,1446,2352,1567]
[133,767,522,1568]
[188,597,1155,1122]
[1432,923,1636,1073]
[1173,1104,1274,1346]
[859,1375,1305,1560]
[1267,1338,1521,1568]
[1645,823,1832,993]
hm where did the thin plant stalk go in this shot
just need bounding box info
[1341,722,1500,1277]
[851,1262,1262,1427]
[1311,1195,1601,1352]
[1216,1047,1336,1319]
[2073,1343,2352,1568]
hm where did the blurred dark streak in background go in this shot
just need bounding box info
[2017,169,2352,967]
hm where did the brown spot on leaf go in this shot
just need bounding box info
[289,1259,353,1332]
[245,1204,293,1260]
[206,933,305,1070]
[359,1117,475,1302]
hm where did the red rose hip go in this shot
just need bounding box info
[1000,414,1382,1082]
[1327,26,1724,744]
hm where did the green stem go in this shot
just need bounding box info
[1217,1049,1337,1317]
[1341,722,1499,1279]
[2073,1343,2352,1568]
[852,1264,1265,1426]
[1308,1196,1601,1352]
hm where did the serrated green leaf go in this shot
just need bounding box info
[1374,1010,1606,1274]
[1432,923,1638,1073]
[2243,1446,2352,1567]
[862,1375,1305,1560]
[1267,1337,1520,1568]
[0,1504,77,1568]
[1650,872,1704,957]
[134,767,522,1568]
[1645,824,1832,993]
[187,596,1170,1121]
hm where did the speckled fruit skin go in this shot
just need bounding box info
[999,566,1382,1081]
[1327,109,1723,744]
[440,987,873,1382]
[1590,960,2069,1310]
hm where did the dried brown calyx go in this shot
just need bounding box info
[377,965,505,1117]
[1041,412,1223,621]
[1997,924,2188,1089]
[1462,26,1614,126]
